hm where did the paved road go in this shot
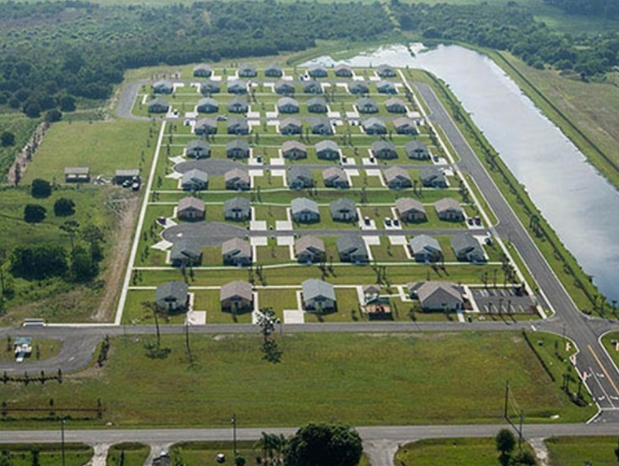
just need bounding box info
[414,81,619,411]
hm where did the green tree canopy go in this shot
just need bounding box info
[284,423,363,466]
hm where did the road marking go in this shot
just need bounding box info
[588,366,614,408]
[589,345,619,399]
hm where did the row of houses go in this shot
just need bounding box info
[408,233,485,263]
[64,168,140,185]
[193,116,417,137]
[190,63,397,80]
[183,138,429,161]
[155,277,338,314]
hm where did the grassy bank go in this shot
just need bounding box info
[106,443,149,466]
[0,332,595,428]
[394,438,500,466]
[545,436,619,466]
[0,443,93,466]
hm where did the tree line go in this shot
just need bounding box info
[543,0,619,19]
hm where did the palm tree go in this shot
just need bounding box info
[142,301,164,348]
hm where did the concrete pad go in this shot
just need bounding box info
[271,168,286,178]
[284,310,305,324]
[247,111,261,119]
[365,168,382,177]
[362,157,377,165]
[369,75,380,81]
[250,220,267,231]
[248,157,263,166]
[327,111,341,118]
[397,285,412,302]
[282,75,293,81]
[185,111,198,119]
[266,111,278,118]
[352,75,364,81]
[389,235,408,245]
[346,111,359,118]
[277,235,294,246]
[251,236,268,246]
[270,158,285,166]
[152,240,173,251]
[169,155,185,164]
[166,171,183,180]
[364,236,381,246]
[187,311,206,325]
[211,75,222,81]
[276,220,292,231]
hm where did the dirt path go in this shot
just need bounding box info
[92,193,139,322]
[7,121,50,185]
[530,438,550,466]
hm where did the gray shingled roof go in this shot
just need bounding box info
[224,196,251,213]
[330,198,356,217]
[315,140,339,153]
[289,165,312,182]
[409,235,441,255]
[302,278,336,301]
[170,239,202,262]
[434,198,462,214]
[295,236,325,256]
[291,197,319,215]
[282,140,307,153]
[178,196,205,212]
[155,281,188,304]
[337,235,367,255]
[220,280,253,301]
[395,197,425,215]
[222,237,251,256]
[225,168,250,184]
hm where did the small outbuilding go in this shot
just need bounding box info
[65,167,90,183]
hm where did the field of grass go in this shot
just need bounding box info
[0,444,93,466]
[0,113,39,182]
[394,438,500,466]
[0,338,63,362]
[0,332,595,428]
[545,436,619,466]
[106,443,149,466]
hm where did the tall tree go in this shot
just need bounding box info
[285,423,362,466]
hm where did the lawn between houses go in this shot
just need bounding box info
[0,443,93,466]
[0,332,595,428]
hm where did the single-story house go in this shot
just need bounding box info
[282,140,307,160]
[409,235,442,263]
[224,196,251,221]
[177,196,206,221]
[316,140,340,160]
[337,235,369,264]
[303,80,323,94]
[182,168,208,191]
[288,166,313,189]
[349,81,369,95]
[228,98,248,114]
[226,139,250,159]
[434,198,464,221]
[384,166,412,189]
[451,232,485,263]
[310,118,333,135]
[334,64,353,77]
[394,117,418,135]
[330,198,357,222]
[193,64,212,77]
[147,97,169,114]
[377,80,397,94]
[280,117,302,135]
[356,97,378,114]
[295,236,326,264]
[220,280,253,313]
[155,281,189,312]
[302,278,336,312]
[222,237,252,266]
[407,281,464,311]
[65,167,90,183]
[277,97,299,114]
[170,239,202,267]
[194,118,218,135]
[225,168,251,191]
[372,140,397,159]
[405,140,430,159]
[395,197,426,222]
[114,169,140,185]
[275,80,295,95]
[265,63,283,78]
[153,80,173,94]
[196,97,219,113]
[186,139,211,159]
[420,166,447,188]
[385,98,407,114]
[307,97,328,113]
[200,80,221,95]
[238,63,257,78]
[362,117,387,135]
[291,197,320,223]
[323,166,349,189]
[227,118,249,135]
[377,64,396,78]
[308,64,328,78]
[228,80,248,94]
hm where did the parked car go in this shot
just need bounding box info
[384,217,392,227]
[364,216,371,226]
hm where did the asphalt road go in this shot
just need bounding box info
[413,81,619,410]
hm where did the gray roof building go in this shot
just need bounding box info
[194,118,218,135]
[394,117,418,135]
[222,237,252,266]
[316,140,340,160]
[302,278,336,312]
[434,198,464,221]
[265,63,283,77]
[277,97,299,114]
[303,80,323,94]
[224,197,251,220]
[155,281,189,312]
[238,64,257,78]
[288,166,313,189]
[330,198,357,222]
[147,97,169,113]
[275,80,295,94]
[225,168,250,191]
[409,235,442,263]
[280,117,302,135]
[377,80,397,94]
[385,97,407,113]
[182,169,208,191]
[337,236,369,263]
[227,118,249,135]
[226,139,250,158]
[170,239,202,267]
[323,166,349,189]
[384,166,412,189]
[193,64,213,77]
[228,97,249,113]
[282,140,307,159]
[420,166,447,188]
[186,139,211,159]
[377,64,396,77]
[153,80,173,94]
[197,97,219,113]
[356,97,378,114]
[228,79,248,94]
[405,140,430,159]
[395,197,426,222]
[408,281,463,311]
[221,280,253,313]
[200,80,221,95]
[310,117,333,135]
[334,64,353,77]
[291,197,320,223]
[372,140,397,159]
[349,81,369,95]
[308,64,328,78]
[451,232,485,263]
[295,236,326,263]
[177,196,206,220]
[363,117,386,135]
[307,97,328,113]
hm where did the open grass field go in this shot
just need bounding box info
[545,436,619,466]
[0,338,63,362]
[106,443,150,466]
[394,438,500,466]
[0,444,93,466]
[0,332,595,428]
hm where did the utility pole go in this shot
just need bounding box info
[518,409,524,450]
[61,417,66,466]
[232,413,237,457]
[504,380,509,420]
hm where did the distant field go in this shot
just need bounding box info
[545,436,619,466]
[0,332,595,428]
[394,438,500,466]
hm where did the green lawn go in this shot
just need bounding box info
[0,444,93,466]
[545,436,619,466]
[106,443,150,466]
[394,438,500,466]
[0,339,63,362]
[0,332,595,428]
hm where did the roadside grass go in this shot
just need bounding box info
[22,119,152,184]
[601,333,619,365]
[0,332,594,427]
[544,436,619,466]
[414,69,598,313]
[0,339,63,362]
[394,438,500,466]
[0,444,93,466]
[106,443,150,466]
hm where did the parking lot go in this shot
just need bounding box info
[469,287,541,314]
